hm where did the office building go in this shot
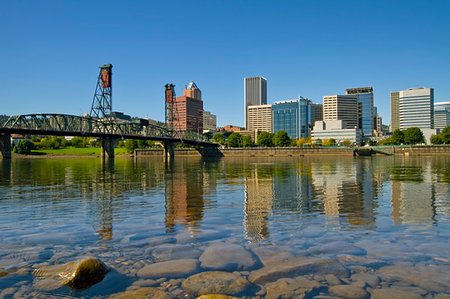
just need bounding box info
[203,110,217,132]
[171,81,203,133]
[312,120,362,145]
[272,98,310,139]
[390,91,400,132]
[399,87,434,130]
[244,77,267,129]
[323,95,359,129]
[434,102,450,129]
[346,87,374,137]
[247,104,273,133]
[310,103,323,127]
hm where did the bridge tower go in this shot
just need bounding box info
[164,84,177,161]
[90,64,113,119]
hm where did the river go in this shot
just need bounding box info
[0,155,449,298]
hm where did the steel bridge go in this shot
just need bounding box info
[0,64,219,159]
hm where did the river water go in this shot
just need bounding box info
[0,155,449,298]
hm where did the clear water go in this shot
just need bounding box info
[0,155,449,298]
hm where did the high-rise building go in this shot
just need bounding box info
[247,104,273,133]
[323,95,359,129]
[244,77,267,129]
[434,102,450,129]
[399,87,434,130]
[203,110,217,132]
[310,103,323,127]
[346,87,374,137]
[272,98,310,139]
[390,91,400,132]
[171,81,203,133]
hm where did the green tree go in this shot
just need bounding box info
[441,126,450,144]
[322,138,336,146]
[125,139,138,153]
[13,139,35,154]
[212,132,225,145]
[403,127,424,145]
[257,131,274,147]
[341,139,352,147]
[226,132,242,147]
[391,129,405,145]
[431,134,444,144]
[273,130,291,147]
[242,135,253,147]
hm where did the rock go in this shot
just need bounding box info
[264,276,321,299]
[337,254,388,268]
[325,273,343,286]
[248,257,349,284]
[151,244,202,262]
[370,287,423,299]
[111,287,174,299]
[182,271,252,297]
[0,269,8,277]
[250,245,297,266]
[308,241,367,256]
[329,284,370,299]
[199,243,260,271]
[351,272,380,288]
[131,279,159,288]
[137,259,200,279]
[197,295,239,299]
[377,264,450,292]
[33,256,108,290]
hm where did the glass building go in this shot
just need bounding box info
[272,98,310,139]
[434,102,450,129]
[346,87,374,138]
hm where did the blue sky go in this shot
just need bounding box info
[1,0,449,127]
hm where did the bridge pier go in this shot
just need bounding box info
[0,134,12,159]
[101,138,116,159]
[163,141,175,162]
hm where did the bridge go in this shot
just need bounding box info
[0,64,219,160]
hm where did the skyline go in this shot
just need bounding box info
[1,0,450,127]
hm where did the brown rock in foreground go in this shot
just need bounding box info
[182,271,251,297]
[111,287,174,299]
[137,259,200,279]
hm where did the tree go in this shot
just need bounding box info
[212,132,225,145]
[257,131,274,147]
[322,138,336,146]
[125,139,138,153]
[226,132,242,147]
[341,139,352,147]
[391,129,405,145]
[441,126,450,144]
[273,130,291,147]
[431,134,444,144]
[403,127,424,145]
[242,135,253,147]
[13,139,35,154]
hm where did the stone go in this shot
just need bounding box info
[182,271,252,297]
[329,284,370,299]
[0,269,8,277]
[325,273,343,286]
[377,264,450,292]
[248,257,349,284]
[264,276,322,299]
[337,254,388,269]
[111,287,174,299]
[370,287,423,299]
[197,295,239,299]
[350,272,380,288]
[33,256,108,290]
[308,241,367,256]
[250,245,296,266]
[199,243,260,271]
[131,279,159,287]
[151,244,202,262]
[137,259,200,279]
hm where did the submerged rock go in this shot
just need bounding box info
[199,243,260,271]
[111,287,174,299]
[264,276,321,299]
[248,257,349,284]
[182,271,252,297]
[197,295,239,299]
[33,256,108,290]
[137,259,200,279]
[329,284,370,299]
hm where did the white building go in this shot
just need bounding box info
[434,101,450,129]
[312,120,362,145]
[399,87,434,130]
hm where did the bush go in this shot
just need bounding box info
[13,139,35,154]
[273,131,291,147]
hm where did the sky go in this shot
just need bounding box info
[1,0,449,127]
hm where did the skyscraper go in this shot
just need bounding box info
[390,91,400,132]
[434,102,450,129]
[247,104,273,133]
[399,87,434,130]
[323,95,359,129]
[272,98,310,139]
[244,77,267,129]
[346,87,374,137]
[171,81,204,133]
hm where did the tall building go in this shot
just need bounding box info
[203,110,217,132]
[310,103,323,127]
[247,104,273,133]
[390,91,400,132]
[272,98,310,139]
[323,95,359,129]
[434,102,450,129]
[244,77,267,129]
[399,87,434,130]
[171,81,204,133]
[346,87,374,137]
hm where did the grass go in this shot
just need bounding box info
[31,147,129,156]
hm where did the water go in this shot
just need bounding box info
[0,155,449,298]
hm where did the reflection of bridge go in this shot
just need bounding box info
[0,64,218,159]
